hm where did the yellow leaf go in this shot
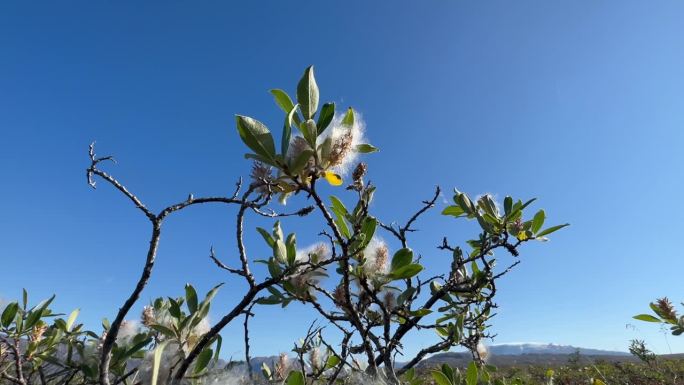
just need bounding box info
[323,171,343,186]
[594,380,606,385]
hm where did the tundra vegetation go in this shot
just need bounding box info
[18,66,684,385]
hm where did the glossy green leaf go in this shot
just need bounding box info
[286,233,297,266]
[194,347,213,374]
[261,362,272,379]
[341,107,354,127]
[324,355,341,370]
[359,217,377,249]
[504,196,513,215]
[297,66,319,120]
[270,89,295,114]
[149,324,176,338]
[286,370,305,385]
[431,370,453,385]
[151,340,170,385]
[256,227,275,247]
[185,284,198,314]
[441,364,454,383]
[633,314,662,322]
[536,223,569,237]
[168,298,181,319]
[330,196,349,217]
[390,263,423,280]
[300,119,318,146]
[274,239,287,263]
[466,362,478,385]
[391,248,414,271]
[531,209,546,234]
[25,295,55,329]
[1,302,18,327]
[317,102,335,134]
[442,205,465,217]
[65,308,80,332]
[236,115,276,160]
[356,144,378,153]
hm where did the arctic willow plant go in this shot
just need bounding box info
[2,66,565,385]
[233,66,568,385]
[634,297,684,336]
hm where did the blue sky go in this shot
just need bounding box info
[1,1,683,359]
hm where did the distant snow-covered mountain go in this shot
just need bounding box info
[486,343,629,356]
[412,343,633,368]
[247,343,631,372]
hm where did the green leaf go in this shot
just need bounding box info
[244,152,277,167]
[442,205,465,217]
[633,314,662,323]
[356,144,378,153]
[273,221,284,241]
[297,66,319,120]
[359,217,377,249]
[391,248,414,272]
[256,296,281,305]
[286,233,297,266]
[124,336,152,361]
[324,355,341,370]
[330,201,351,239]
[334,216,351,239]
[441,364,454,383]
[431,370,453,385]
[390,263,423,280]
[397,287,416,305]
[317,102,335,134]
[151,340,170,385]
[25,295,55,329]
[270,89,295,114]
[213,335,222,362]
[410,309,433,317]
[466,362,478,385]
[330,196,349,217]
[1,302,18,328]
[194,347,213,374]
[536,223,569,237]
[300,119,318,146]
[236,115,276,160]
[341,107,354,127]
[261,362,272,379]
[286,370,305,385]
[203,283,223,305]
[168,298,181,319]
[504,196,513,215]
[268,258,282,278]
[65,308,80,332]
[185,284,198,314]
[274,239,287,263]
[531,209,546,234]
[456,193,475,216]
[256,228,275,247]
[281,108,293,156]
[476,214,495,234]
[149,324,177,338]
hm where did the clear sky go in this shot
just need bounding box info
[1,1,683,360]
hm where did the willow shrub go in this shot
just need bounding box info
[0,66,566,385]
